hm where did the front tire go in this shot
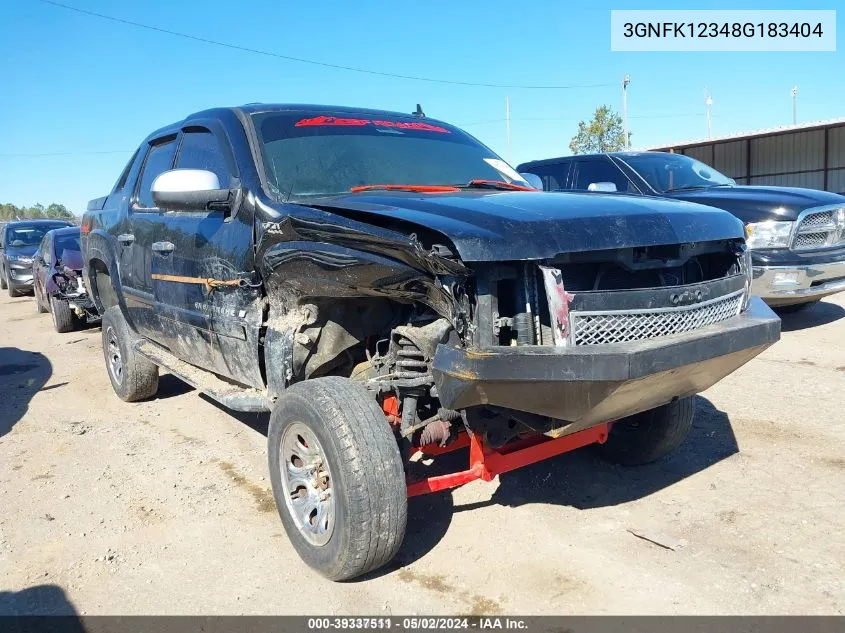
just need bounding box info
[0,267,7,290]
[268,377,407,581]
[50,296,75,332]
[594,397,695,466]
[100,306,159,401]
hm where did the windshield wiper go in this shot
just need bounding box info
[459,179,536,191]
[664,185,710,192]
[350,184,460,193]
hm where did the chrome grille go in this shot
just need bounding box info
[793,232,828,249]
[791,207,845,251]
[570,290,744,346]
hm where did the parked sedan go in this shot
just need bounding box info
[1,219,74,297]
[32,226,99,332]
[518,151,845,310]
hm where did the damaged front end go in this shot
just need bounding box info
[255,201,779,461]
[51,265,100,323]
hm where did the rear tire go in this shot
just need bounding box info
[100,306,159,401]
[35,289,48,313]
[268,376,407,581]
[594,397,695,466]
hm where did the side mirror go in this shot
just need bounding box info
[519,172,544,191]
[587,181,618,193]
[151,169,231,212]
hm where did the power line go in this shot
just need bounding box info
[0,149,133,157]
[37,0,614,91]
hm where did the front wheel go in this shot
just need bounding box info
[0,267,7,290]
[268,377,407,581]
[50,296,74,330]
[594,397,695,466]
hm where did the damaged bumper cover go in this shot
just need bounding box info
[433,297,780,435]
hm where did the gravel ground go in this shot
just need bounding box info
[1,291,843,615]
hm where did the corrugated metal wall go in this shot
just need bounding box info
[659,123,845,194]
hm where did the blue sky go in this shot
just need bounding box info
[0,0,842,214]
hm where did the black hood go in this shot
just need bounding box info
[307,190,744,262]
[664,185,845,224]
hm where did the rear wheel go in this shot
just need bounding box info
[594,397,694,466]
[100,306,159,401]
[35,288,48,313]
[268,377,407,581]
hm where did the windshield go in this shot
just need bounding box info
[5,224,68,248]
[252,112,529,198]
[54,233,81,258]
[619,153,734,193]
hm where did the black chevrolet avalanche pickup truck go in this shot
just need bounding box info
[518,151,845,310]
[83,104,779,580]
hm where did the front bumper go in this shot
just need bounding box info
[8,265,33,289]
[433,297,780,435]
[751,260,845,305]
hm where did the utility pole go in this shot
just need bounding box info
[705,89,713,139]
[505,96,511,163]
[622,74,631,148]
[791,86,798,125]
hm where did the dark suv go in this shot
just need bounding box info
[518,151,845,310]
[82,104,779,580]
[1,219,74,296]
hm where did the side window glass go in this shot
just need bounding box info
[135,139,177,209]
[573,159,631,192]
[176,129,231,187]
[41,236,52,265]
[113,149,140,193]
[524,163,570,191]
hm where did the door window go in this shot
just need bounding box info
[135,138,177,209]
[524,162,571,191]
[573,159,633,192]
[40,235,52,265]
[176,129,231,187]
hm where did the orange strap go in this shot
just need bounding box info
[151,273,242,291]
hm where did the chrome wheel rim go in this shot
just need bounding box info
[279,422,335,546]
[106,326,123,385]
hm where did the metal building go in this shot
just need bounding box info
[652,117,845,194]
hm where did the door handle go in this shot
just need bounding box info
[117,233,135,245]
[151,241,175,254]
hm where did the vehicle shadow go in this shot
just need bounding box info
[776,300,845,332]
[155,373,198,400]
[379,395,736,574]
[0,584,83,622]
[0,347,52,438]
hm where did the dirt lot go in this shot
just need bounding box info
[1,291,844,616]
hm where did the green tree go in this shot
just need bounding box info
[46,203,73,219]
[569,105,627,155]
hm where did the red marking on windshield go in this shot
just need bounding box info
[295,116,450,134]
[350,184,460,194]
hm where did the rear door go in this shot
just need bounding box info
[122,135,178,339]
[33,233,52,304]
[523,160,572,192]
[150,123,263,387]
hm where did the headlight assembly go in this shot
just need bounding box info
[744,221,794,249]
